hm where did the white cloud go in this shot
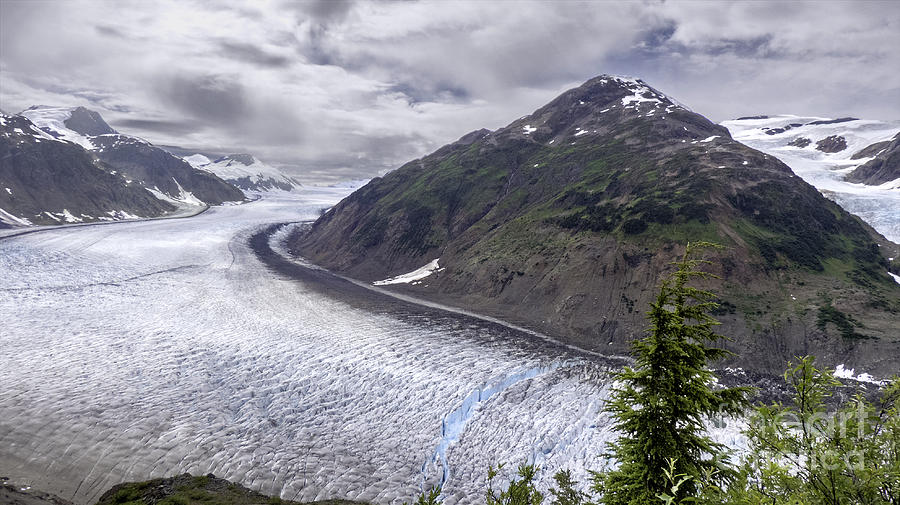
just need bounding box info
[1,0,898,183]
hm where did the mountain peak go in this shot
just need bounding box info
[66,106,117,136]
[19,105,117,137]
[498,75,723,148]
[553,74,685,111]
[216,153,257,166]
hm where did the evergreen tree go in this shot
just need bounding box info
[594,242,749,505]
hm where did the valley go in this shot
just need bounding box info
[0,189,686,505]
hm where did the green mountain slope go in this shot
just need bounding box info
[292,75,900,375]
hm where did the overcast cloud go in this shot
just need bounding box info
[2,0,899,183]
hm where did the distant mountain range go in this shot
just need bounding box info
[723,115,900,188]
[292,75,900,375]
[184,153,302,192]
[1,106,244,227]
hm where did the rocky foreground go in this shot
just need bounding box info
[1,474,366,505]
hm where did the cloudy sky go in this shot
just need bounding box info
[2,0,899,182]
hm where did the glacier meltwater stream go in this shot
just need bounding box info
[0,189,744,504]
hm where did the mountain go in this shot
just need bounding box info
[1,112,175,226]
[20,106,244,206]
[185,153,302,192]
[846,132,900,186]
[291,75,900,375]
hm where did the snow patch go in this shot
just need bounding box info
[700,135,720,143]
[373,258,441,286]
[0,207,31,226]
[834,364,883,385]
[522,125,537,135]
[184,153,212,168]
[889,272,900,285]
[59,209,83,223]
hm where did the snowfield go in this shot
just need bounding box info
[0,190,744,505]
[723,116,900,243]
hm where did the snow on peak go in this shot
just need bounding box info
[20,106,95,150]
[595,75,689,111]
[184,154,212,168]
[192,153,300,191]
[206,154,285,180]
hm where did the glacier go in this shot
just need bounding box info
[723,115,900,243]
[0,189,745,505]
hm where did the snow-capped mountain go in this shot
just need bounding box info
[185,153,301,192]
[723,115,900,242]
[0,112,176,226]
[20,106,244,207]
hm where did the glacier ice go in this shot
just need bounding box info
[0,189,745,505]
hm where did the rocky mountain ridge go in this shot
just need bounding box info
[0,113,176,226]
[847,132,900,185]
[0,106,246,227]
[21,106,244,205]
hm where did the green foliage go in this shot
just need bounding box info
[655,457,725,505]
[486,463,544,505]
[549,469,591,505]
[113,486,144,505]
[406,487,441,505]
[594,242,751,505]
[816,303,873,339]
[468,355,898,505]
[738,356,900,505]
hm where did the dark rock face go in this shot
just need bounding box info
[850,139,891,160]
[0,114,175,225]
[815,135,847,153]
[92,136,245,204]
[293,75,900,375]
[808,117,858,125]
[63,106,117,136]
[788,137,811,148]
[846,133,900,185]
